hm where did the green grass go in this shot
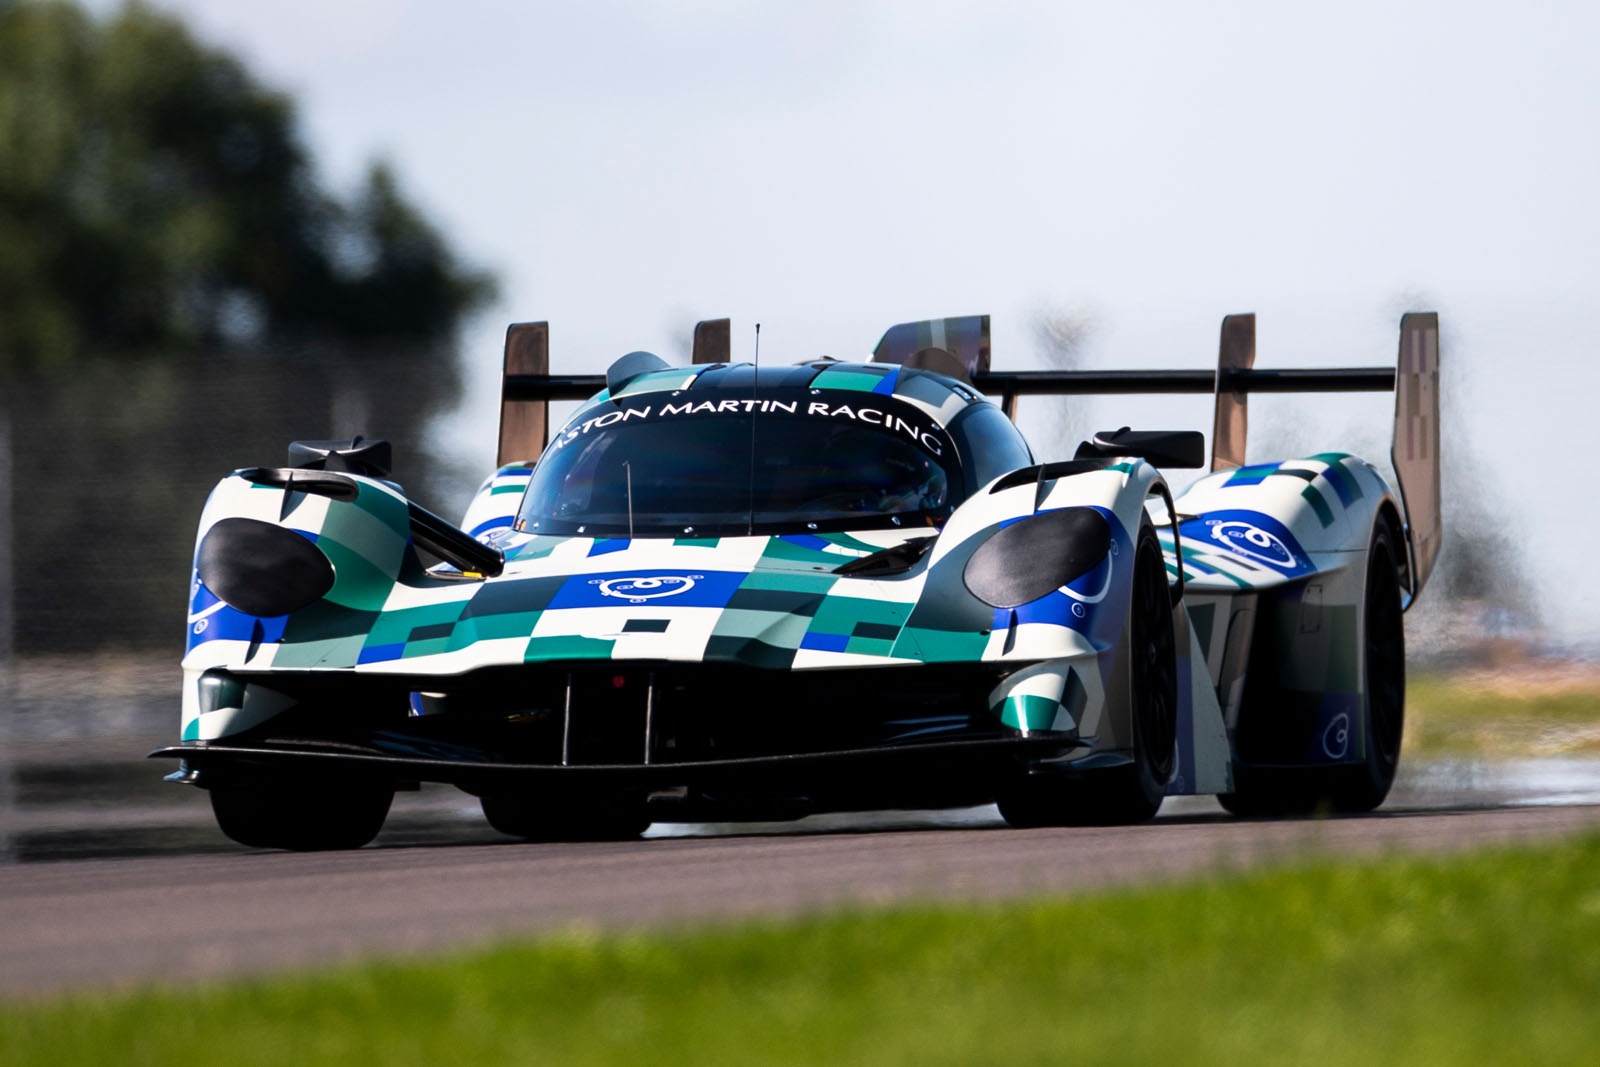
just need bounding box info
[5,835,1600,1066]
[1406,674,1600,757]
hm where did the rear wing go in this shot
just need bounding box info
[493,312,1441,599]
[876,312,1439,602]
[493,315,994,465]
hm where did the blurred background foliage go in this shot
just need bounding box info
[0,0,498,652]
[0,0,494,365]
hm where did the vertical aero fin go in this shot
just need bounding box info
[1210,313,1255,471]
[874,314,991,378]
[1391,312,1442,603]
[497,321,550,466]
[692,318,731,364]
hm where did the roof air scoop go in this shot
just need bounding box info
[606,350,673,394]
[287,436,392,478]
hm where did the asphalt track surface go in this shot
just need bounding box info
[3,794,1599,999]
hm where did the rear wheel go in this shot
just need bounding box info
[1218,521,1405,817]
[1330,524,1405,811]
[999,522,1176,827]
[480,792,650,842]
[209,776,393,851]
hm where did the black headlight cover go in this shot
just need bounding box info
[197,517,335,617]
[961,507,1112,608]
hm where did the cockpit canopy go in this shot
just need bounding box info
[516,387,1026,537]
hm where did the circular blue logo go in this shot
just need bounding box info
[1209,520,1297,569]
[590,574,704,603]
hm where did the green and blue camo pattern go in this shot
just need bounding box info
[180,360,1399,780]
[1160,452,1394,591]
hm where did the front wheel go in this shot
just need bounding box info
[999,522,1176,827]
[209,776,393,851]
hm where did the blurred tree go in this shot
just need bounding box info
[0,0,494,369]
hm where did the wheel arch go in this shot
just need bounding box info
[1372,496,1411,606]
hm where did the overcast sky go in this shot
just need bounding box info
[102,1,1600,643]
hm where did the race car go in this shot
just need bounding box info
[154,311,1442,849]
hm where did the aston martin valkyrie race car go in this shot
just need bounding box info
[155,312,1442,850]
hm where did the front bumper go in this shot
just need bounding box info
[160,660,1100,815]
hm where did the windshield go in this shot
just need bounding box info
[516,391,958,536]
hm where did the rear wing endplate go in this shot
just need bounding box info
[1390,313,1442,600]
[497,321,551,467]
[873,315,991,378]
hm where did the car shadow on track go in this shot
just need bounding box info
[1,800,1542,864]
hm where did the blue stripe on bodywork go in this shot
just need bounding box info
[471,516,515,537]
[186,603,289,652]
[799,632,850,652]
[357,642,406,664]
[588,538,630,556]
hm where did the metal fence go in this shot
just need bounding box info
[1,344,466,656]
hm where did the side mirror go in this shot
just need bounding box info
[1075,427,1206,469]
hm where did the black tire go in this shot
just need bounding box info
[1329,523,1405,811]
[209,777,393,851]
[480,793,650,842]
[999,522,1177,827]
[1218,521,1405,817]
[1215,767,1318,817]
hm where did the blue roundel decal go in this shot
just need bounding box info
[1179,509,1313,576]
[548,569,746,610]
[1209,519,1297,569]
[592,574,703,601]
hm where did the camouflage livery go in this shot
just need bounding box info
[160,313,1439,848]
